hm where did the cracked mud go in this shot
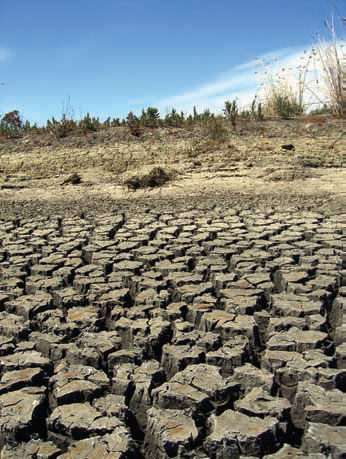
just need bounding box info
[0,203,345,458]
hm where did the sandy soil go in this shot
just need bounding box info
[0,117,344,218]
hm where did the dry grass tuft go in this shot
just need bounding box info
[124,166,174,190]
[61,172,82,185]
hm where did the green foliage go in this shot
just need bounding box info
[0,110,24,137]
[223,100,238,127]
[2,110,23,130]
[203,117,227,142]
[193,106,198,121]
[273,95,304,118]
[47,114,77,138]
[250,98,264,121]
[79,113,100,133]
[164,108,185,127]
[201,109,214,121]
[140,107,160,127]
[126,111,142,136]
[309,104,332,115]
[23,120,31,131]
[104,117,121,127]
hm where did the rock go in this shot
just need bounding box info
[92,394,129,423]
[204,410,280,457]
[263,443,325,458]
[6,292,53,320]
[161,344,204,379]
[152,364,237,425]
[231,363,275,395]
[291,382,346,429]
[49,363,109,408]
[0,386,47,447]
[0,312,30,339]
[206,336,250,376]
[266,328,331,353]
[144,407,199,459]
[58,429,136,458]
[235,387,291,422]
[302,422,346,458]
[0,335,16,356]
[0,367,45,394]
[128,360,165,428]
[0,439,62,458]
[111,363,136,397]
[48,402,123,440]
[262,350,335,402]
[0,350,52,373]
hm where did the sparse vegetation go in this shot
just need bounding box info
[0,12,343,147]
[0,110,24,138]
[254,12,344,118]
[256,59,306,118]
[47,114,77,139]
[140,107,161,127]
[311,15,344,117]
[223,100,238,127]
[61,172,82,185]
[124,166,173,190]
[203,117,228,141]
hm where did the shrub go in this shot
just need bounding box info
[0,110,24,137]
[165,108,182,127]
[251,98,264,120]
[47,114,77,138]
[140,107,160,127]
[256,56,306,117]
[111,117,121,127]
[124,167,172,190]
[79,113,100,133]
[126,111,142,137]
[273,94,304,118]
[309,104,332,115]
[203,117,227,142]
[312,15,344,117]
[223,100,238,127]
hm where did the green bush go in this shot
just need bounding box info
[126,111,142,136]
[223,100,238,127]
[204,117,227,142]
[79,113,100,133]
[165,108,185,127]
[140,107,160,127]
[309,104,332,115]
[0,110,24,137]
[47,114,77,138]
[273,95,304,118]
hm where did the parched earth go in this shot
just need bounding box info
[0,118,345,457]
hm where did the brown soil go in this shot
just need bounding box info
[0,117,344,219]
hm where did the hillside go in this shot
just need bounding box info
[0,116,344,218]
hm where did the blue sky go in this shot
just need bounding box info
[0,0,344,124]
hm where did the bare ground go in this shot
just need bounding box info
[0,117,344,218]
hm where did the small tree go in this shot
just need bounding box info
[47,114,77,138]
[193,106,199,121]
[126,111,142,136]
[223,100,238,127]
[165,108,184,127]
[2,110,23,130]
[140,107,160,127]
[0,110,24,137]
[79,113,100,133]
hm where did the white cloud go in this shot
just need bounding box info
[156,43,338,115]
